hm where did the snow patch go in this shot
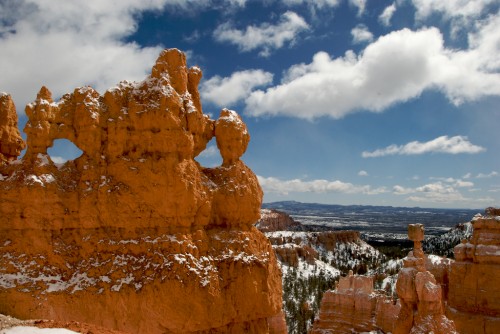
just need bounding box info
[26,174,55,186]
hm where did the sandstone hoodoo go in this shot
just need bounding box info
[0,49,285,333]
[394,224,458,334]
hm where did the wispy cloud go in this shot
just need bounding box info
[282,0,341,9]
[358,170,369,176]
[213,11,309,57]
[379,3,397,26]
[463,171,498,179]
[362,136,485,158]
[349,0,367,17]
[351,24,373,44]
[200,69,273,107]
[257,176,387,195]
[476,171,498,178]
[394,181,492,204]
[197,145,219,159]
[429,176,475,188]
[411,0,496,21]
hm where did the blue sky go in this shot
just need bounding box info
[1,0,499,209]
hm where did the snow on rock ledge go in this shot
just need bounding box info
[0,49,285,334]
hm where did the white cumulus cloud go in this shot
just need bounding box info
[244,21,500,119]
[351,24,374,44]
[362,135,485,158]
[213,11,309,57]
[200,69,273,107]
[0,0,268,112]
[0,0,173,112]
[358,170,369,176]
[257,175,387,195]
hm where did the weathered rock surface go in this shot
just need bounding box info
[310,272,399,334]
[0,49,285,333]
[447,210,500,334]
[0,93,25,163]
[394,224,458,334]
[256,209,303,232]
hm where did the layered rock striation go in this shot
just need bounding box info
[310,272,399,334]
[0,49,285,333]
[447,208,500,333]
[256,209,303,232]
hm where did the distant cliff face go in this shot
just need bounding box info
[310,273,399,334]
[256,209,370,270]
[0,49,285,334]
[310,211,500,334]
[256,209,303,232]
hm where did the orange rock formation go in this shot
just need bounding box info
[256,209,303,232]
[0,49,285,333]
[0,93,25,163]
[394,224,457,334]
[310,271,399,333]
[310,210,500,334]
[447,208,500,333]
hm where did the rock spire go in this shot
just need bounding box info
[394,224,458,334]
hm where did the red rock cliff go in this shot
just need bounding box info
[0,49,285,334]
[447,208,500,334]
[256,209,303,232]
[310,272,400,334]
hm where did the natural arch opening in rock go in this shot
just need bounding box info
[195,137,222,167]
[47,139,83,164]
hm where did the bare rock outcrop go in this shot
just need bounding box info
[310,272,399,334]
[0,93,25,163]
[0,49,285,333]
[394,224,458,334]
[256,209,303,232]
[265,230,361,268]
[447,209,500,333]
